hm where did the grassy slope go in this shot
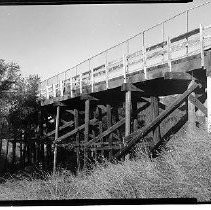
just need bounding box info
[0,127,211,201]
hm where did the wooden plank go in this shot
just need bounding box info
[146,40,167,52]
[85,118,125,147]
[46,121,74,137]
[53,105,60,174]
[113,81,200,159]
[171,28,199,43]
[189,94,207,117]
[54,118,97,143]
[74,109,80,172]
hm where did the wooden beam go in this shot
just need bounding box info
[45,120,74,137]
[53,105,60,174]
[53,101,67,107]
[113,81,200,159]
[65,110,75,115]
[121,83,144,92]
[164,72,194,81]
[188,94,207,117]
[54,118,98,143]
[86,118,125,147]
[80,94,98,101]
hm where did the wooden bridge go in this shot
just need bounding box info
[34,2,211,173]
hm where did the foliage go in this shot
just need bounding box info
[0,128,210,202]
[0,60,20,117]
[7,74,41,132]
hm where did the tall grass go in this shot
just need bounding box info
[0,127,211,201]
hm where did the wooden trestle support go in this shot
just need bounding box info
[37,69,209,174]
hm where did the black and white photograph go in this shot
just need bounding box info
[0,0,211,206]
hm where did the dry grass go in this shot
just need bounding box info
[0,127,211,201]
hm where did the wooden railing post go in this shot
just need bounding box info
[53,84,56,98]
[46,86,49,99]
[123,54,128,83]
[80,74,83,94]
[53,105,60,174]
[142,31,147,80]
[167,36,172,72]
[70,76,73,98]
[60,81,64,97]
[90,59,94,92]
[105,51,109,89]
[200,24,205,67]
[186,10,189,54]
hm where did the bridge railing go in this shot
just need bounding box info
[39,1,211,100]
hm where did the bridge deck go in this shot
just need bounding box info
[40,24,211,107]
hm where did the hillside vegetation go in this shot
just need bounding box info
[0,127,210,202]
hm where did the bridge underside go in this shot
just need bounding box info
[35,50,211,173]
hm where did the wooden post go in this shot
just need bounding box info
[20,140,23,167]
[74,109,80,173]
[188,80,196,132]
[151,96,161,147]
[125,91,131,138]
[107,104,112,161]
[132,98,138,132]
[12,139,16,167]
[53,105,60,174]
[23,140,26,168]
[125,90,131,160]
[4,140,9,171]
[98,107,104,159]
[0,123,2,160]
[84,99,90,169]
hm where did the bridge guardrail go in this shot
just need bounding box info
[39,1,211,100]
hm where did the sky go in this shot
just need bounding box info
[0,0,210,81]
